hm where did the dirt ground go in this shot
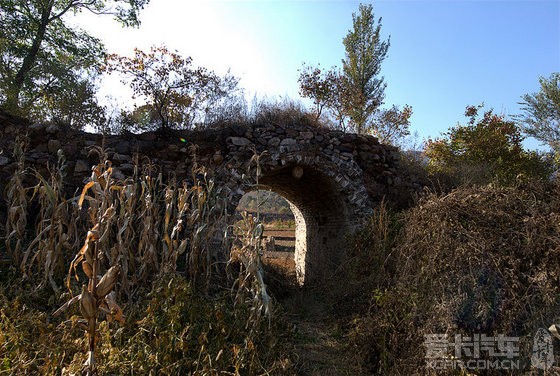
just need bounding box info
[260,229,359,375]
[261,227,296,275]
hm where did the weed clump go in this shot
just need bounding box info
[349,182,560,374]
[0,273,295,375]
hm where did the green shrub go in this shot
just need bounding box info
[425,105,552,186]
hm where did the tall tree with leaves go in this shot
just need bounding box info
[342,3,390,134]
[106,45,239,132]
[39,76,106,129]
[518,72,560,154]
[0,0,148,119]
[298,4,410,143]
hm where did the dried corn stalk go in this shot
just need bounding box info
[21,150,79,293]
[55,155,123,376]
[5,137,28,266]
[227,150,272,332]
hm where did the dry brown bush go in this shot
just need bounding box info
[350,182,560,374]
[248,97,321,128]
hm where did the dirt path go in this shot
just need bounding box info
[282,289,359,376]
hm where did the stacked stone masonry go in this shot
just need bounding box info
[0,112,420,285]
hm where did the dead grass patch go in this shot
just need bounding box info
[349,182,560,374]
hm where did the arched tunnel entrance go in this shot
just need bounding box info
[233,163,350,286]
[236,190,297,282]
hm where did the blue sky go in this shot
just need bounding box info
[72,0,560,148]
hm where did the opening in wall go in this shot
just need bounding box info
[235,190,297,283]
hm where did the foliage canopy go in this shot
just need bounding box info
[425,105,550,185]
[105,45,240,132]
[0,0,148,127]
[519,72,560,155]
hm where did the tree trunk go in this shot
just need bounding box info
[5,3,53,112]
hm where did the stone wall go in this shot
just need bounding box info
[0,111,420,285]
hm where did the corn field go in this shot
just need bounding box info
[1,140,285,375]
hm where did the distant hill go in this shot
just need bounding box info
[236,190,292,215]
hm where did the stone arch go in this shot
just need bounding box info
[219,151,372,285]
[0,114,419,286]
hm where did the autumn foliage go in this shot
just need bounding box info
[104,46,239,132]
[425,105,550,185]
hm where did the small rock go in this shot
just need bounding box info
[37,167,49,178]
[229,137,251,146]
[74,160,89,173]
[36,158,49,167]
[359,151,370,160]
[268,137,281,147]
[46,124,59,134]
[366,135,379,144]
[119,163,134,172]
[292,165,304,179]
[337,145,353,153]
[113,153,131,162]
[286,128,299,138]
[359,143,371,151]
[280,138,296,146]
[114,141,131,154]
[112,168,125,180]
[300,131,314,140]
[213,153,224,165]
[62,142,78,157]
[0,156,10,166]
[389,151,401,161]
[29,152,49,161]
[138,132,156,141]
[48,139,61,154]
[232,125,245,136]
[29,123,46,131]
[3,125,16,134]
[35,143,48,153]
